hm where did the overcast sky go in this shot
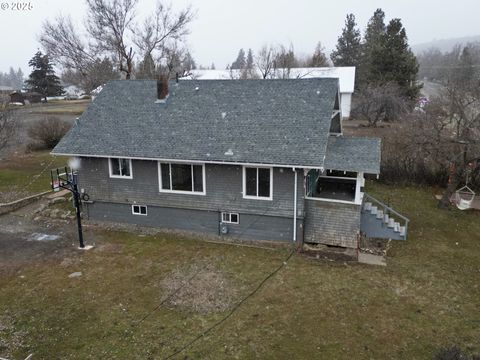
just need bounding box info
[0,0,479,74]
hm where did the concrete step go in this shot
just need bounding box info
[383,214,389,224]
[399,226,406,237]
[364,202,372,211]
[370,206,378,215]
[388,218,395,228]
[394,222,400,232]
[376,210,384,219]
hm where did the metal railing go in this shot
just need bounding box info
[363,192,410,240]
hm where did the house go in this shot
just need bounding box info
[185,67,356,119]
[9,91,24,104]
[52,78,407,251]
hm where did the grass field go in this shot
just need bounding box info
[0,156,479,359]
[0,151,67,202]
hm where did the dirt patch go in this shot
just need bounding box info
[0,313,28,357]
[160,262,238,314]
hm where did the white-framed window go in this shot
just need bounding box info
[132,205,147,216]
[221,212,239,224]
[242,166,273,200]
[158,162,206,195]
[109,158,133,179]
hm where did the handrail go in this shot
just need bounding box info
[363,192,410,224]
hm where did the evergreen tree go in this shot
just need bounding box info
[26,51,63,101]
[182,51,196,71]
[330,14,362,67]
[246,49,254,69]
[359,9,387,85]
[370,18,420,98]
[210,62,216,70]
[231,49,246,69]
[308,42,329,67]
[136,53,157,79]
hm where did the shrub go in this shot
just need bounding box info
[27,116,71,149]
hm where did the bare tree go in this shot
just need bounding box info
[40,0,194,82]
[352,83,408,127]
[0,103,16,153]
[85,0,138,79]
[274,43,298,79]
[41,15,95,76]
[255,44,276,79]
[134,2,194,64]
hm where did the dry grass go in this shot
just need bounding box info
[160,262,239,314]
[0,184,479,359]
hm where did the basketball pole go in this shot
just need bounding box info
[51,167,85,249]
[72,182,85,248]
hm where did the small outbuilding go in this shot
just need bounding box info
[9,91,24,105]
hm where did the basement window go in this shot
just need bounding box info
[222,212,239,224]
[109,158,132,179]
[132,205,147,216]
[243,166,273,200]
[159,162,205,195]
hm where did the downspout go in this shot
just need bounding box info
[293,168,297,243]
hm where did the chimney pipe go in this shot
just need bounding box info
[157,74,169,100]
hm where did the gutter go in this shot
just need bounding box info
[293,168,297,243]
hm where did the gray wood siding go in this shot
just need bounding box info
[77,157,304,218]
[303,199,360,248]
[86,201,299,242]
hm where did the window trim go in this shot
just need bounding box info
[131,204,148,216]
[108,158,133,179]
[157,162,206,195]
[242,166,273,201]
[221,212,239,224]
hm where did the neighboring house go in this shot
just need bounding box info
[8,91,43,104]
[9,91,24,104]
[52,78,407,250]
[185,67,356,119]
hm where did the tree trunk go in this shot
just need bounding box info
[438,161,461,209]
[438,177,459,209]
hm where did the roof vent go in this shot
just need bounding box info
[221,112,227,119]
[195,86,199,91]
[224,149,234,156]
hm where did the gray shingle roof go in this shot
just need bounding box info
[52,79,339,168]
[324,136,381,174]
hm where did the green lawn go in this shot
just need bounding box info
[0,151,67,201]
[0,183,479,359]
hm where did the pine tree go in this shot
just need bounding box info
[370,18,420,98]
[330,14,362,67]
[359,9,386,86]
[136,53,156,79]
[182,51,196,71]
[26,51,64,101]
[246,49,254,69]
[231,49,246,70]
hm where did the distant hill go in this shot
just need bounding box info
[412,35,480,54]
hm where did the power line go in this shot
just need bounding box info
[162,249,295,360]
